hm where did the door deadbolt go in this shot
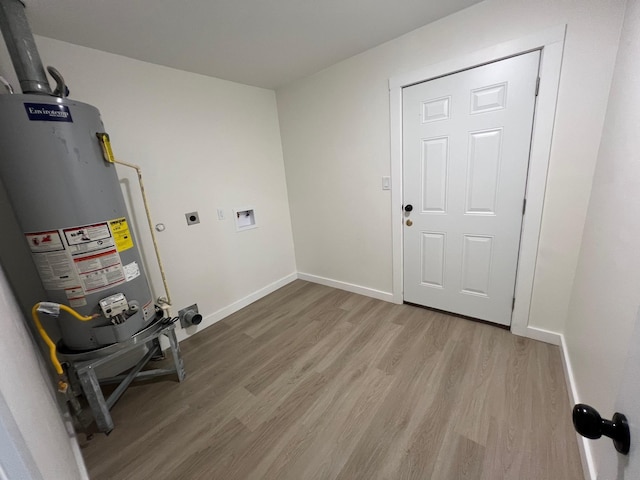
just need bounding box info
[406,219,413,226]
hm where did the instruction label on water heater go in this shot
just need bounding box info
[25,218,136,296]
[63,221,127,294]
[73,249,125,294]
[25,230,81,290]
[63,222,114,254]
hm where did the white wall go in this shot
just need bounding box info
[0,266,87,479]
[0,36,297,341]
[276,0,625,334]
[564,0,640,476]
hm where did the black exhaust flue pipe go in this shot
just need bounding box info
[0,0,51,94]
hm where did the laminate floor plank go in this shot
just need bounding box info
[300,315,402,428]
[335,315,464,480]
[453,322,502,446]
[248,319,402,480]
[432,434,485,480]
[393,328,476,480]
[243,305,349,395]
[237,318,353,431]
[81,280,583,479]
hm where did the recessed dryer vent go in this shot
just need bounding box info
[234,207,257,231]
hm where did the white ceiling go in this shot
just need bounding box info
[22,0,483,90]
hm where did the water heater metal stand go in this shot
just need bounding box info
[61,318,185,434]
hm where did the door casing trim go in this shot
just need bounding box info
[389,25,566,341]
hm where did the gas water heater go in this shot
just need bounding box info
[0,1,188,434]
[0,95,155,350]
[0,0,155,351]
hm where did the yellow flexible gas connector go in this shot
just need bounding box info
[31,302,99,392]
[95,134,173,315]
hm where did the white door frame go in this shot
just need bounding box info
[389,25,566,342]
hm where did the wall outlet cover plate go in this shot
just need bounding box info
[185,211,200,225]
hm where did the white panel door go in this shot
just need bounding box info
[610,309,640,478]
[402,51,540,325]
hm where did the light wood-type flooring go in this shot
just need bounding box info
[80,280,583,479]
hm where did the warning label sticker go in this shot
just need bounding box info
[25,231,65,253]
[73,248,125,294]
[26,219,130,295]
[63,223,114,255]
[32,250,81,290]
[65,286,87,308]
[123,261,141,282]
[109,217,134,252]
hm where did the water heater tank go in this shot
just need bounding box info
[0,94,154,350]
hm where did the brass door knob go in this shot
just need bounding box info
[406,219,413,226]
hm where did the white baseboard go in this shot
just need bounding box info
[62,413,90,480]
[175,271,392,343]
[511,324,561,346]
[294,275,564,347]
[175,272,298,342]
[559,333,596,480]
[297,272,394,302]
[515,327,594,479]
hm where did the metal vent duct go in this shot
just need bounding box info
[0,0,51,94]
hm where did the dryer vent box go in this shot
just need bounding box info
[234,207,257,231]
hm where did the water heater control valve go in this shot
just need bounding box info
[99,293,129,318]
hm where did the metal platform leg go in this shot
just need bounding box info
[148,336,164,360]
[63,319,186,433]
[76,364,114,434]
[166,327,186,382]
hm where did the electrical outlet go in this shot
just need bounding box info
[185,211,200,225]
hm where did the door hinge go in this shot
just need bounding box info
[512,297,516,311]
[535,76,540,97]
[522,198,527,215]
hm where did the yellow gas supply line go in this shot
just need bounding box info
[96,132,173,315]
[31,302,100,392]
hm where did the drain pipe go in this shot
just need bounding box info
[0,0,51,94]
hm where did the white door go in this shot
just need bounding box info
[402,51,540,325]
[595,308,640,479]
